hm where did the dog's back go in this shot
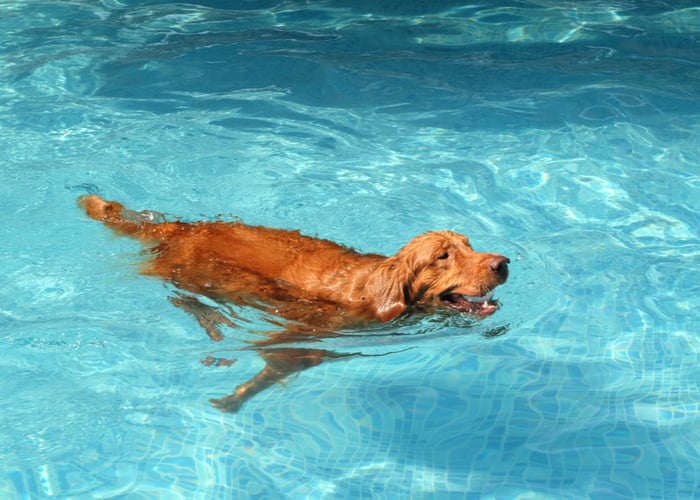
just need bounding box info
[79,195,384,314]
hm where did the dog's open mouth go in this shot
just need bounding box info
[439,290,499,317]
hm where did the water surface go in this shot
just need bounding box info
[1,0,699,497]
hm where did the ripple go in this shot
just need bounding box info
[1,0,699,498]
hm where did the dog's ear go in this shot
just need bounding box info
[362,259,409,322]
[364,233,453,322]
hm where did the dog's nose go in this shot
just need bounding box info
[489,255,510,281]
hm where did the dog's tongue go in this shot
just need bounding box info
[441,291,499,317]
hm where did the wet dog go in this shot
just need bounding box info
[79,195,509,412]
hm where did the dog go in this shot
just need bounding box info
[79,195,509,412]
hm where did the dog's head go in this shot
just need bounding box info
[365,231,509,322]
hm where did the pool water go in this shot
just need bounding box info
[1,0,699,497]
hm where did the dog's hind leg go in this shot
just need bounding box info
[169,292,237,342]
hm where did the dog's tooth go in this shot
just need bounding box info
[463,290,495,303]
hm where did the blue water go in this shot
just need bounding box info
[1,0,699,497]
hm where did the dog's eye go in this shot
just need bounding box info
[437,252,449,260]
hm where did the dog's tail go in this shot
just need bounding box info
[78,195,173,242]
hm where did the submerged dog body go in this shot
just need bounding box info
[79,195,509,411]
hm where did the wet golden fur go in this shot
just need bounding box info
[79,195,509,411]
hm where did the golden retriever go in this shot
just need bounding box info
[79,195,509,412]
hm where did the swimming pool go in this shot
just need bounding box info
[1,0,698,497]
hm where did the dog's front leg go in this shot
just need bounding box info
[209,347,332,412]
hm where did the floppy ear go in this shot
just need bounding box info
[363,252,426,322]
[363,260,409,322]
[363,233,449,322]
